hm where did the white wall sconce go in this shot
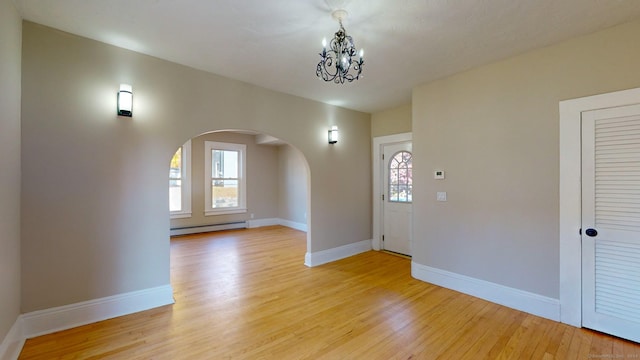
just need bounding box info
[117,84,133,117]
[328,125,338,144]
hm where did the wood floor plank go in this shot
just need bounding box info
[18,226,640,359]
[456,305,523,359]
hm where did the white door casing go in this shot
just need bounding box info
[372,133,412,252]
[581,104,640,343]
[559,86,640,329]
[382,142,413,256]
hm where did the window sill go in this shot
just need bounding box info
[170,211,192,219]
[205,208,247,216]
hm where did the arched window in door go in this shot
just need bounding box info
[388,151,412,202]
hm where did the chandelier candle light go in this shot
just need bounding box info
[316,9,364,84]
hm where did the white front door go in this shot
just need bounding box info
[581,103,640,343]
[382,142,412,256]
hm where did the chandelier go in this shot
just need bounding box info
[316,9,364,84]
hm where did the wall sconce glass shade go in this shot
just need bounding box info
[328,126,338,144]
[117,84,133,117]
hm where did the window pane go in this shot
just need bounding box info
[212,179,238,208]
[205,141,245,214]
[212,150,238,178]
[390,168,398,184]
[390,185,398,202]
[170,179,182,211]
[399,184,411,202]
[170,148,182,178]
[170,147,182,211]
[398,168,408,183]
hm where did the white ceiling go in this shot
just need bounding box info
[14,0,640,113]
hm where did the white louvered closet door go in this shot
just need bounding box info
[582,103,640,343]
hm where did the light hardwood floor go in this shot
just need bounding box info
[19,226,640,359]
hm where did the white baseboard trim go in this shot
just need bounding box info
[171,222,247,236]
[246,218,280,229]
[305,239,372,267]
[247,218,307,232]
[21,284,174,339]
[412,262,560,321]
[278,219,307,232]
[0,317,25,360]
[172,218,307,235]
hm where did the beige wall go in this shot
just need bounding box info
[412,20,640,299]
[170,132,280,229]
[371,103,412,137]
[21,22,371,312]
[0,0,22,343]
[278,145,308,225]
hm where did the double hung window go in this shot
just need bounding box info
[170,140,192,218]
[204,141,247,215]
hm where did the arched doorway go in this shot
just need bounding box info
[167,129,311,253]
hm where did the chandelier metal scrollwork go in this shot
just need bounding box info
[316,9,364,84]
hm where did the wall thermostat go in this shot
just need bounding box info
[434,170,445,180]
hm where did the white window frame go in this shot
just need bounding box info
[204,141,247,216]
[170,139,192,219]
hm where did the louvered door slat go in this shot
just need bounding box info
[594,115,640,233]
[582,104,640,343]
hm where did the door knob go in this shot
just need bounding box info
[585,228,598,237]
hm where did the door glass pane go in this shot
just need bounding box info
[388,151,412,203]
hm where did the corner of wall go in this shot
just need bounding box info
[305,239,372,267]
[411,262,560,322]
[0,317,25,360]
[20,285,174,340]
[0,0,23,358]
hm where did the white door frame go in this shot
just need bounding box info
[372,132,412,251]
[559,87,640,327]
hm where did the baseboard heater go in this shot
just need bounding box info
[170,221,247,236]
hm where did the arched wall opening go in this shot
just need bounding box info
[20,21,372,314]
[168,129,312,257]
